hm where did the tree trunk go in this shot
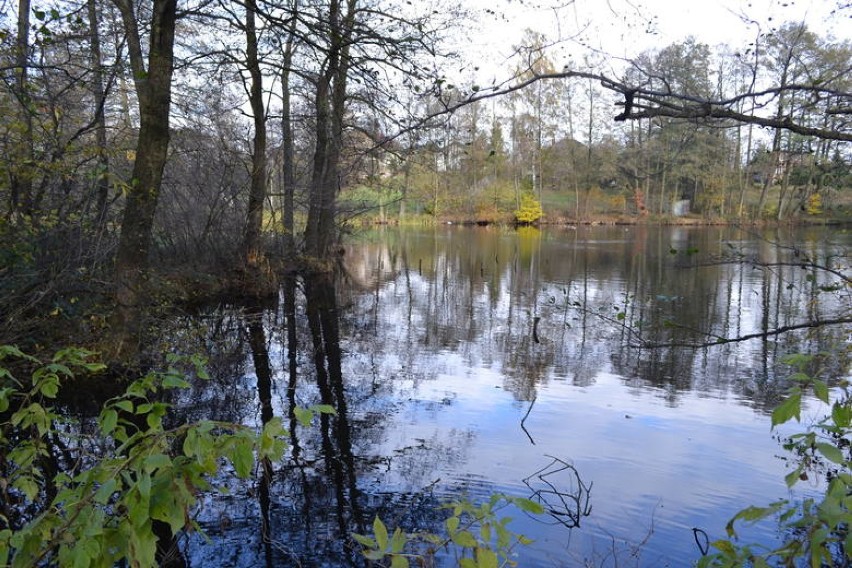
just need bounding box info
[241,0,267,272]
[9,0,34,218]
[87,0,110,230]
[281,8,297,259]
[111,0,177,359]
[305,0,355,260]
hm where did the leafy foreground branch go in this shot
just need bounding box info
[0,346,548,568]
[698,353,852,567]
[0,346,320,567]
[354,495,545,568]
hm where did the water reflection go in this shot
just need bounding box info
[175,225,847,567]
[344,226,848,406]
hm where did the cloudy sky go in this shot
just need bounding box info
[460,0,850,80]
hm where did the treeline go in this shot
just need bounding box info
[0,0,464,351]
[0,0,849,349]
[351,27,851,224]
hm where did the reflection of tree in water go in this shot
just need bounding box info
[152,225,847,564]
[608,227,849,406]
[174,273,498,567]
[342,225,848,408]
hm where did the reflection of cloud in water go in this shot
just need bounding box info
[166,226,848,567]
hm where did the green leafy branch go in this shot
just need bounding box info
[353,494,544,568]
[0,346,296,568]
[698,353,852,567]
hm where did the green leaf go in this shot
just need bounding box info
[94,479,118,504]
[785,467,804,488]
[150,488,187,534]
[126,520,157,566]
[726,502,785,538]
[451,530,478,548]
[351,533,377,549]
[712,539,737,557]
[812,380,829,404]
[513,497,545,514]
[230,438,254,478]
[446,515,460,534]
[161,375,190,389]
[363,549,386,561]
[114,400,134,413]
[45,363,73,377]
[143,453,172,473]
[831,402,851,428]
[294,407,313,427]
[772,392,802,427]
[38,376,59,398]
[815,442,845,465]
[480,522,492,543]
[0,345,39,363]
[476,547,498,568]
[390,554,409,568]
[13,476,39,501]
[390,528,406,554]
[100,409,118,435]
[311,404,337,415]
[460,558,477,568]
[0,387,13,412]
[780,353,812,368]
[373,516,388,551]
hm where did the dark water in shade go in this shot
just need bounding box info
[169,225,849,567]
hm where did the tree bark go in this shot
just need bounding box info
[9,0,34,218]
[87,0,111,230]
[281,5,298,259]
[111,0,177,358]
[304,0,355,261]
[241,0,267,272]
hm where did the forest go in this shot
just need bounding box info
[1,0,850,347]
[0,0,851,565]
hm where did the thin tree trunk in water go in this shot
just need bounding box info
[757,131,781,217]
[644,120,652,213]
[399,160,409,220]
[111,0,177,360]
[246,299,275,567]
[305,70,336,259]
[88,0,110,229]
[304,273,364,533]
[241,0,267,272]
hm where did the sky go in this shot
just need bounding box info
[460,0,851,82]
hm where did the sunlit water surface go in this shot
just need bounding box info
[174,225,849,567]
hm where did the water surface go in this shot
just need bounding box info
[178,225,850,567]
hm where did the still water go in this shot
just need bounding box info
[175,225,850,567]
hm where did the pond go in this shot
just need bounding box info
[171,225,849,567]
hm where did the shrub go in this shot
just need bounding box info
[514,194,543,225]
